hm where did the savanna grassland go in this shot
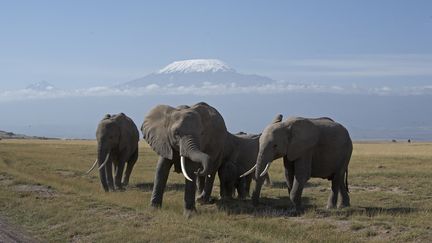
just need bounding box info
[0,139,431,242]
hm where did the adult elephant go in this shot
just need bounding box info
[87,113,139,192]
[249,115,352,211]
[141,102,227,216]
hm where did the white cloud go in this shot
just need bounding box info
[253,54,432,78]
[1,81,432,102]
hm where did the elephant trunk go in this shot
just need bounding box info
[97,145,110,191]
[179,136,211,180]
[255,152,272,179]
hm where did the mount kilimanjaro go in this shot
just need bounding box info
[121,59,274,88]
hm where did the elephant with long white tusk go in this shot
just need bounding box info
[141,102,227,217]
[250,114,352,211]
[86,113,139,192]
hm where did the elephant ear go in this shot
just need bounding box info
[142,105,175,160]
[272,114,283,123]
[286,118,319,161]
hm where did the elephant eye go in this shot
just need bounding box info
[273,144,277,148]
[174,131,180,137]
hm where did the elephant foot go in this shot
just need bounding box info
[196,195,215,205]
[115,184,125,191]
[289,207,304,216]
[150,201,162,209]
[106,184,115,192]
[337,202,350,209]
[183,207,198,219]
[252,198,260,207]
[220,196,234,203]
[326,203,337,210]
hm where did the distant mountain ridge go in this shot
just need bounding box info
[26,81,57,91]
[121,59,275,88]
[0,130,56,140]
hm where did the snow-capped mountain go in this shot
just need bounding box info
[157,59,235,74]
[26,81,57,91]
[121,59,274,88]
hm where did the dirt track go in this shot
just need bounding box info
[0,217,37,243]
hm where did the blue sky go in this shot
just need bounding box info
[1,1,432,139]
[1,1,431,89]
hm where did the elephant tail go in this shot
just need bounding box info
[345,168,349,193]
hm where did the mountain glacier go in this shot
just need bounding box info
[121,59,274,88]
[157,59,235,74]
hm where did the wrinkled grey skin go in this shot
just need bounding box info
[95,113,139,192]
[254,115,352,211]
[218,132,272,200]
[141,102,227,215]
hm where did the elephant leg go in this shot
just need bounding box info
[151,156,173,208]
[114,161,126,190]
[197,171,217,204]
[283,156,294,194]
[196,176,205,195]
[222,178,234,200]
[290,176,306,211]
[327,175,341,209]
[252,176,265,206]
[264,173,272,187]
[123,148,138,187]
[244,175,252,198]
[237,177,248,200]
[105,160,115,191]
[338,170,350,208]
[184,159,198,217]
[290,157,311,211]
[114,164,118,176]
[98,163,109,192]
[184,176,197,217]
[217,169,227,199]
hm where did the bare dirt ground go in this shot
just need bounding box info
[0,217,38,243]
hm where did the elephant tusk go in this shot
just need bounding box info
[97,152,111,171]
[85,159,98,174]
[240,164,256,178]
[181,156,193,182]
[260,162,271,177]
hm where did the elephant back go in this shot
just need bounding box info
[112,113,140,147]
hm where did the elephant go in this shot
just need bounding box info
[218,132,273,201]
[248,115,352,211]
[86,113,139,192]
[141,102,227,215]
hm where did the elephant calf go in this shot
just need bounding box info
[87,113,139,192]
[252,115,352,211]
[218,132,272,200]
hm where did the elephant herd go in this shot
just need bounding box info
[86,102,353,216]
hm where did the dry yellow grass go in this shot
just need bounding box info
[0,139,431,242]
